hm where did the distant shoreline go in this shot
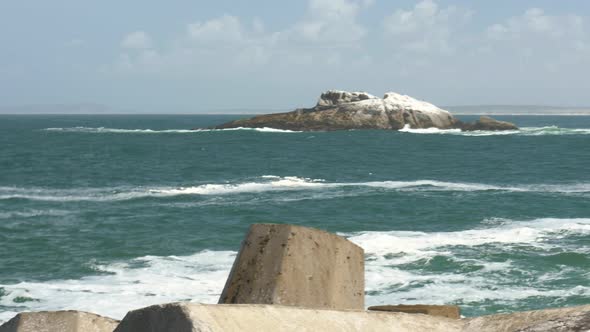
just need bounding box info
[453,113,590,116]
[2,112,590,116]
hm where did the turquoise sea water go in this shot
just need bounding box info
[0,114,589,321]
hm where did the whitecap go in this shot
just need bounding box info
[43,127,300,134]
[399,125,590,136]
[152,176,327,196]
[347,217,590,308]
[43,127,194,134]
[2,178,590,202]
[399,124,462,134]
[345,218,590,261]
[0,250,236,323]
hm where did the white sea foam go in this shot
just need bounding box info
[399,124,462,134]
[2,178,590,202]
[246,127,300,133]
[43,127,194,133]
[0,186,153,202]
[0,218,588,322]
[507,126,590,136]
[346,218,590,262]
[192,127,300,133]
[363,259,587,309]
[346,218,590,307]
[366,281,589,308]
[0,250,235,323]
[399,125,590,136]
[153,177,326,196]
[43,127,299,134]
[42,125,590,136]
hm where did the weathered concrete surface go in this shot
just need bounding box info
[0,311,119,332]
[219,223,364,310]
[369,304,461,319]
[462,304,590,332]
[114,303,463,332]
[7,304,588,332]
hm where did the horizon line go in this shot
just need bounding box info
[3,112,590,116]
[2,103,590,113]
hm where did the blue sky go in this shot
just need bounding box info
[1,0,590,112]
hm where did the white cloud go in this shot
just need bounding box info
[384,0,438,35]
[252,18,265,34]
[111,2,589,80]
[121,31,153,50]
[486,24,510,40]
[360,0,374,8]
[482,7,589,73]
[308,0,361,21]
[382,0,472,54]
[100,2,590,108]
[451,7,590,105]
[288,0,370,43]
[109,0,373,77]
[187,15,244,42]
[486,8,585,41]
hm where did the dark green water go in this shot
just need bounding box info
[0,114,589,320]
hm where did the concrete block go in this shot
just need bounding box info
[114,303,462,332]
[219,223,365,310]
[369,304,461,319]
[0,311,119,332]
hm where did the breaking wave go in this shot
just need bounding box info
[1,217,588,321]
[0,250,235,322]
[42,125,590,136]
[345,217,590,309]
[399,125,590,136]
[399,125,462,134]
[42,127,299,133]
[2,177,590,202]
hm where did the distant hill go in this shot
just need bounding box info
[0,104,286,115]
[445,105,590,115]
[0,103,113,114]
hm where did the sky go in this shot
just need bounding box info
[1,0,590,112]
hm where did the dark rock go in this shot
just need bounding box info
[454,116,518,131]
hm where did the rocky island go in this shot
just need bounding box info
[206,90,518,132]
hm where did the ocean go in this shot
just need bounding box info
[0,114,589,322]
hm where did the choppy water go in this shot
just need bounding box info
[0,114,589,321]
